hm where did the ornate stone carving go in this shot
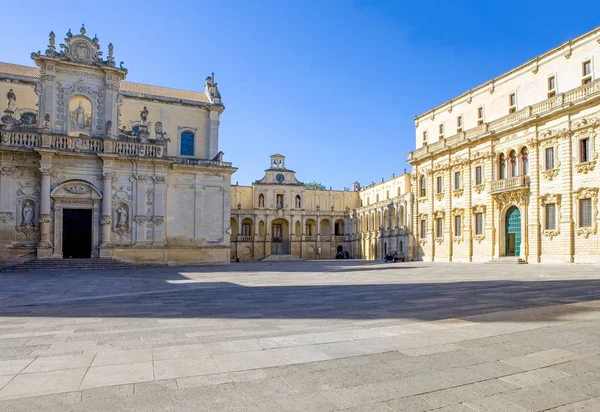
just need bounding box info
[65,185,90,194]
[453,236,463,244]
[0,166,16,176]
[153,176,166,184]
[453,189,464,198]
[542,229,560,239]
[435,193,445,201]
[575,161,596,174]
[0,212,14,223]
[101,216,112,225]
[473,183,485,194]
[434,237,444,244]
[134,174,148,183]
[473,234,485,243]
[494,191,530,206]
[152,216,164,225]
[418,238,427,246]
[116,205,128,227]
[38,216,51,224]
[134,215,148,224]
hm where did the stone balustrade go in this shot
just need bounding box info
[490,175,530,194]
[409,78,600,162]
[0,131,166,159]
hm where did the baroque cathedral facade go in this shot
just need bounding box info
[0,26,235,264]
[2,24,600,265]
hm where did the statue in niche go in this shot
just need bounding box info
[22,202,34,226]
[116,205,128,228]
[155,121,164,140]
[295,196,301,209]
[73,101,87,126]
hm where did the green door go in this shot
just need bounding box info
[505,206,521,256]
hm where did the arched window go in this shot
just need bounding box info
[521,147,529,176]
[509,151,517,177]
[499,154,507,179]
[180,131,195,156]
[419,175,426,197]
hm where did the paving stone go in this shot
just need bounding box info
[0,359,33,376]
[91,348,153,366]
[499,367,570,388]
[79,362,153,389]
[548,397,600,411]
[22,353,94,373]
[0,368,87,400]
[154,355,221,380]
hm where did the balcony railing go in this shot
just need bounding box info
[409,78,600,162]
[490,175,530,194]
[237,236,252,242]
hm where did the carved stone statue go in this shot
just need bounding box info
[116,206,128,227]
[140,106,149,124]
[155,121,163,139]
[5,89,16,114]
[105,120,112,137]
[22,202,34,226]
[43,113,51,129]
[73,101,86,126]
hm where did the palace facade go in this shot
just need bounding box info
[0,26,235,264]
[408,26,600,264]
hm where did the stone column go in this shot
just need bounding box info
[134,175,148,244]
[153,176,167,246]
[37,150,54,257]
[100,171,113,251]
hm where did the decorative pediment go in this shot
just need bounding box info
[50,180,102,201]
[472,204,486,214]
[32,25,125,73]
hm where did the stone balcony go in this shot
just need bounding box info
[490,175,530,194]
[408,78,600,163]
[0,130,233,167]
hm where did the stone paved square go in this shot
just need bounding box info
[1,260,600,411]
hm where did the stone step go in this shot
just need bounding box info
[487,257,527,264]
[0,258,135,272]
[261,254,302,261]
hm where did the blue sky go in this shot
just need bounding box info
[1,1,598,188]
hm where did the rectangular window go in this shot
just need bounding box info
[509,93,516,113]
[545,147,555,170]
[386,191,389,200]
[548,75,556,98]
[454,215,462,236]
[477,107,484,125]
[580,138,590,163]
[579,198,592,227]
[582,60,592,85]
[436,218,443,238]
[545,203,556,230]
[454,171,461,190]
[420,219,426,239]
[475,213,483,235]
[376,194,379,203]
[457,116,463,133]
[438,123,444,140]
[475,166,482,186]
[423,130,428,144]
[436,176,443,194]
[241,224,251,236]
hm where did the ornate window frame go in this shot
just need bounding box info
[418,213,427,244]
[471,205,486,243]
[573,187,598,238]
[434,210,444,243]
[573,129,597,174]
[452,208,464,244]
[540,193,561,240]
[539,137,560,181]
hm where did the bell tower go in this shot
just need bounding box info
[270,154,285,170]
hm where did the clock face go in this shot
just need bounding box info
[275,173,285,183]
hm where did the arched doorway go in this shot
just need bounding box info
[505,206,521,257]
[271,218,289,255]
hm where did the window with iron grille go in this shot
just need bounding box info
[475,213,483,235]
[545,203,556,230]
[475,166,482,186]
[420,219,426,238]
[579,198,592,227]
[436,218,443,238]
[545,147,555,170]
[454,215,462,236]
